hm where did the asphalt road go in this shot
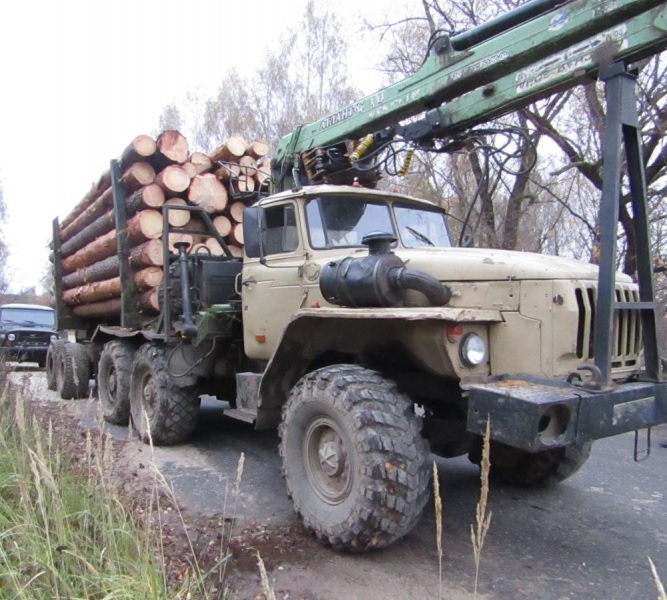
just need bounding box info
[15,369,667,599]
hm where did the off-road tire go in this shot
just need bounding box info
[46,339,65,390]
[279,364,431,551]
[98,340,136,425]
[129,343,200,446]
[56,342,90,400]
[472,440,593,487]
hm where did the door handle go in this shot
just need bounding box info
[241,277,257,287]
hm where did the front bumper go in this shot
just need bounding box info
[467,376,667,452]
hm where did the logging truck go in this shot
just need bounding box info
[50,0,667,551]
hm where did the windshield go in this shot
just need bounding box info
[306,196,395,248]
[0,307,55,328]
[394,203,451,248]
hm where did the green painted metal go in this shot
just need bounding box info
[272,0,667,189]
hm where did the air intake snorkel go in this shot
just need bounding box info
[319,232,451,308]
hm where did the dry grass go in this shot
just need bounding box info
[470,418,492,597]
[649,556,667,600]
[433,460,443,599]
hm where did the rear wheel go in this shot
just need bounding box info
[471,440,593,487]
[129,343,200,445]
[46,340,65,390]
[56,342,90,400]
[98,340,136,425]
[279,365,430,551]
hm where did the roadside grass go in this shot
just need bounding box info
[0,362,251,599]
[0,376,169,598]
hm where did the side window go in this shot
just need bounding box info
[263,204,299,256]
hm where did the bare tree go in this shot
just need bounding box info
[168,0,359,153]
[0,181,9,294]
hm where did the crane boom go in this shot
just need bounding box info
[272,0,667,190]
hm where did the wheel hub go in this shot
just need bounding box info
[107,367,117,396]
[304,416,353,505]
[318,435,346,477]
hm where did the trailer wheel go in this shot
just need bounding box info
[98,340,136,425]
[129,343,201,445]
[56,342,90,400]
[279,365,430,551]
[46,340,65,389]
[471,440,593,487]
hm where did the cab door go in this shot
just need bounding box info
[242,202,305,360]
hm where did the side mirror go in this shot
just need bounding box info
[243,207,263,258]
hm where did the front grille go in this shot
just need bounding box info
[575,283,641,369]
[11,331,51,348]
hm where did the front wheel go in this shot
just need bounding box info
[129,343,200,445]
[279,365,431,551]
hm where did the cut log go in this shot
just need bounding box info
[61,185,165,258]
[126,210,163,245]
[141,288,160,312]
[61,210,117,259]
[63,267,162,306]
[61,168,113,231]
[239,155,257,177]
[188,174,228,213]
[234,175,255,194]
[61,229,118,274]
[156,130,189,165]
[205,237,226,256]
[228,201,245,223]
[63,277,122,305]
[231,223,244,245]
[121,161,157,194]
[71,299,122,319]
[121,134,157,167]
[125,184,166,213]
[190,152,213,174]
[164,198,191,227]
[60,162,155,242]
[189,242,210,255]
[212,214,232,237]
[135,266,163,289]
[168,233,194,253]
[245,140,270,159]
[181,162,198,179]
[215,162,240,181]
[255,158,272,185]
[209,136,247,163]
[61,240,164,290]
[70,289,159,318]
[226,244,243,258]
[154,165,191,193]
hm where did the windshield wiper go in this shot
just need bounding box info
[406,226,435,247]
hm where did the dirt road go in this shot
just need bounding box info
[13,368,667,599]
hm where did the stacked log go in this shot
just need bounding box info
[56,130,272,320]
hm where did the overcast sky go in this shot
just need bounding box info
[0,0,398,292]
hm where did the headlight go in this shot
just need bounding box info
[460,332,486,367]
[50,334,59,342]
[7,333,16,341]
